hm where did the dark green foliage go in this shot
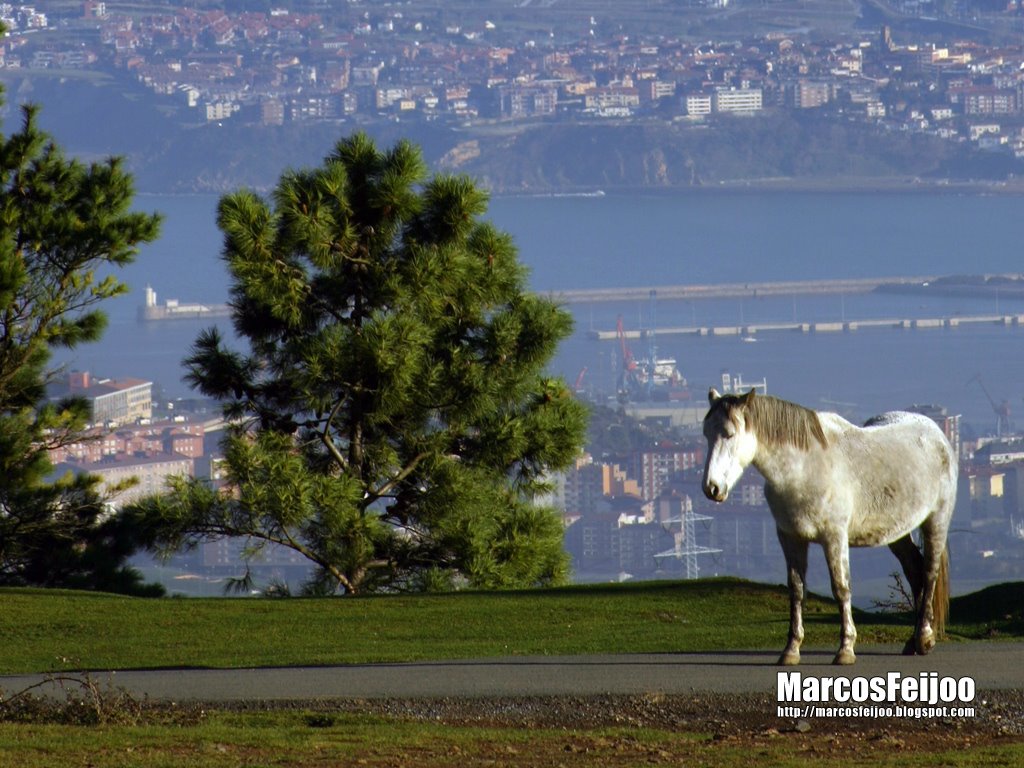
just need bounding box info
[0,95,163,595]
[586,404,680,458]
[132,133,588,594]
[948,581,1024,633]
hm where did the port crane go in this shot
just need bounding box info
[615,315,639,396]
[573,367,588,393]
[970,375,1013,437]
[614,309,686,402]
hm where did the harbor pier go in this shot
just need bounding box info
[554,272,1024,305]
[554,276,937,305]
[589,313,1024,341]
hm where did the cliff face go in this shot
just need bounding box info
[437,116,981,194]
[133,116,1021,195]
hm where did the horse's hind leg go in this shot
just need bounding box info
[916,514,953,656]
[888,534,925,655]
[823,533,857,665]
[776,530,808,666]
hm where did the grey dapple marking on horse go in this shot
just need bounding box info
[702,389,956,666]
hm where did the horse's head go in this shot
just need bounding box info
[702,387,759,503]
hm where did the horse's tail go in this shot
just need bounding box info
[931,547,950,639]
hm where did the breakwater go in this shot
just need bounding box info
[138,273,1024,324]
[554,273,1024,305]
[139,285,231,322]
[139,302,232,321]
[590,313,1024,341]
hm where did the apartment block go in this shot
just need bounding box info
[60,370,152,427]
[713,87,763,113]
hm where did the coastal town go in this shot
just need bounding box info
[3,1,1024,162]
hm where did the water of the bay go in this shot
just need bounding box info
[66,190,1024,433]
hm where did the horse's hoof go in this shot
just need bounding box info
[901,638,917,656]
[916,630,935,656]
[777,651,801,666]
[832,650,856,665]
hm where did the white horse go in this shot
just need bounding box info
[702,389,956,665]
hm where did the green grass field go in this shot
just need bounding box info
[3,710,1022,768]
[2,578,1023,767]
[2,578,1023,675]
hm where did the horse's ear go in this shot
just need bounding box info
[742,389,756,405]
[708,387,721,405]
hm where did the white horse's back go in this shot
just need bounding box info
[833,410,957,548]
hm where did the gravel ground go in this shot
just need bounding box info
[328,689,1024,736]
[222,688,1024,758]
[5,685,1023,764]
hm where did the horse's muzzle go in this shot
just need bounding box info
[703,481,727,503]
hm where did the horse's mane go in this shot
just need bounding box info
[717,394,828,451]
[747,395,828,450]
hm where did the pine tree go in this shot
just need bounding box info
[0,104,162,592]
[132,133,588,594]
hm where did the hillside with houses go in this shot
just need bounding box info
[2,1,1024,191]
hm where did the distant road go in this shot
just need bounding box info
[3,644,1022,701]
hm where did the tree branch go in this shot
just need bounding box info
[369,451,430,503]
[319,398,349,471]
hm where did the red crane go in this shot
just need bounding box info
[616,315,639,386]
[574,367,588,391]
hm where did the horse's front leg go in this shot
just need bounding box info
[776,530,809,666]
[823,534,857,665]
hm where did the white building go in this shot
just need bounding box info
[54,453,193,510]
[64,370,153,426]
[684,94,712,116]
[713,87,763,113]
